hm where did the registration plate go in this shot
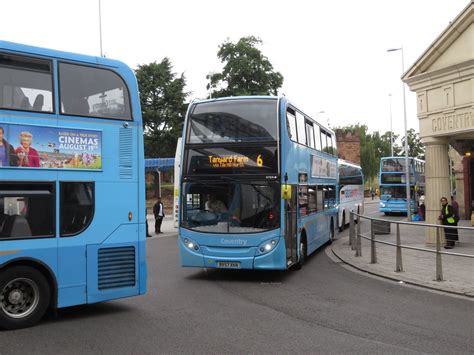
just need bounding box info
[217,261,241,269]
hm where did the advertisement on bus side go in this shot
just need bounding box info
[0,123,102,170]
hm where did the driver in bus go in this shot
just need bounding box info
[205,193,227,214]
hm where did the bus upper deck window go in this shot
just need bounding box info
[59,62,132,120]
[0,53,53,113]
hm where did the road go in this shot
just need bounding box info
[1,202,473,354]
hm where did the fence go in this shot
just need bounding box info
[349,212,474,282]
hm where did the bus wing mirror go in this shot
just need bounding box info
[282,185,292,200]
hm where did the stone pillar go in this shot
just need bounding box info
[424,138,450,246]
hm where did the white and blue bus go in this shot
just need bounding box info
[337,159,364,231]
[178,96,338,270]
[379,156,425,215]
[0,41,146,329]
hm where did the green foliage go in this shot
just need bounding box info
[135,58,188,158]
[207,36,283,97]
[336,125,425,188]
[401,128,425,159]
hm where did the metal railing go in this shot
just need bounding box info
[349,212,474,281]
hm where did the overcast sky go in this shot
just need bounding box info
[2,0,469,136]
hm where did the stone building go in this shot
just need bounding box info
[335,129,361,165]
[402,1,473,244]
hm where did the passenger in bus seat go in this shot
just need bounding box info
[32,94,44,111]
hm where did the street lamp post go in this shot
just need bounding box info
[389,93,394,157]
[387,47,411,220]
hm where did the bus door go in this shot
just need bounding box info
[284,185,298,265]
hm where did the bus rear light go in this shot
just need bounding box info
[268,212,274,220]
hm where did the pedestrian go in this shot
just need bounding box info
[438,196,458,249]
[153,197,165,234]
[418,194,425,221]
[370,189,375,200]
[451,195,459,219]
[146,208,152,238]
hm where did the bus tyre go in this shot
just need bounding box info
[339,212,345,232]
[328,220,335,245]
[295,237,307,270]
[0,266,51,330]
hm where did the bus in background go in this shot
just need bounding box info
[178,96,338,270]
[379,156,425,215]
[173,137,182,227]
[337,159,364,231]
[0,41,146,329]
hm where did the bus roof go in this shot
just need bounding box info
[381,156,425,163]
[189,95,335,135]
[0,40,130,70]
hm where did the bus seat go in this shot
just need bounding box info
[0,214,8,231]
[20,97,30,110]
[0,215,32,238]
[33,94,44,111]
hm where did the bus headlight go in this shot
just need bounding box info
[183,238,200,251]
[380,203,386,208]
[257,239,278,255]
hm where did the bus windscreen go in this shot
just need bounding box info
[187,99,278,143]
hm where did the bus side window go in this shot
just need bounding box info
[60,182,94,236]
[308,186,317,213]
[286,109,297,142]
[296,112,306,145]
[316,186,324,211]
[0,182,54,239]
[305,121,315,148]
[314,125,321,151]
[320,129,328,152]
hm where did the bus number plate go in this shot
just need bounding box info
[217,261,241,269]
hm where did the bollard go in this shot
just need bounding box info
[355,213,362,257]
[435,226,443,281]
[349,212,355,249]
[370,219,377,264]
[395,223,403,272]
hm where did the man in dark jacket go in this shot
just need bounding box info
[153,197,165,234]
[439,196,458,249]
[0,126,18,167]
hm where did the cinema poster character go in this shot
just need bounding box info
[0,123,102,170]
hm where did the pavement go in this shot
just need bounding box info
[147,204,474,298]
[331,197,474,298]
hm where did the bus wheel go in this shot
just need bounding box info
[295,235,307,270]
[339,212,346,232]
[0,266,51,330]
[328,220,335,245]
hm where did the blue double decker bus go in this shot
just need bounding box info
[178,96,338,270]
[379,156,425,215]
[0,41,146,329]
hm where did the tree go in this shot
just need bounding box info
[135,58,188,158]
[207,36,283,97]
[401,128,425,159]
[379,131,402,157]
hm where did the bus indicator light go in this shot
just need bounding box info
[128,212,133,221]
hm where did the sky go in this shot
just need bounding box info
[1,0,470,137]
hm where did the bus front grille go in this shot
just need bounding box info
[98,246,136,290]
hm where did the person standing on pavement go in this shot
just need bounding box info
[153,197,165,234]
[451,195,459,219]
[438,196,458,249]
